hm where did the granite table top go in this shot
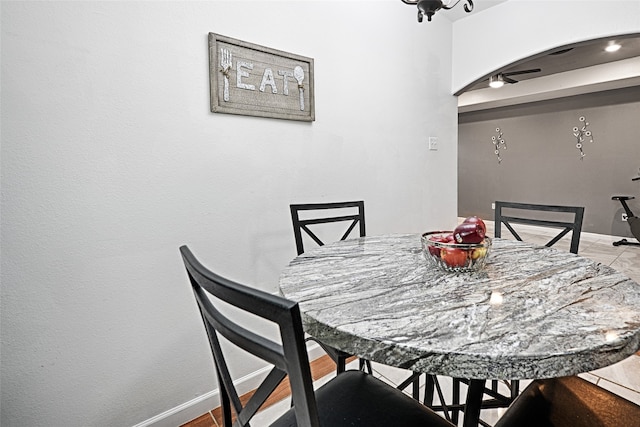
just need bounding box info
[279,234,640,380]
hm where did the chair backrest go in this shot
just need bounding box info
[290,201,365,255]
[494,201,585,254]
[180,245,320,427]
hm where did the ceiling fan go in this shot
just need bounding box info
[489,68,542,88]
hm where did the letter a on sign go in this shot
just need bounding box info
[260,68,277,93]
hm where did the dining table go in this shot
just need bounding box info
[278,234,640,427]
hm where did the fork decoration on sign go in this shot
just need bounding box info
[491,127,507,164]
[220,48,232,102]
[572,116,594,160]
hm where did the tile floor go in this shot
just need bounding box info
[183,224,640,426]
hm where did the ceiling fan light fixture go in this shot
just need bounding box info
[489,75,505,88]
[605,42,621,53]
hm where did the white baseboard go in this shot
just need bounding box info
[132,343,327,427]
[459,217,629,241]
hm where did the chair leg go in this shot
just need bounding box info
[424,374,466,423]
[452,378,461,425]
[397,371,422,400]
[412,374,420,400]
[359,358,373,374]
[219,383,233,426]
[510,380,520,400]
[308,337,372,375]
[424,374,435,406]
[336,353,347,374]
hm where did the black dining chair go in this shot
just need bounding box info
[290,201,366,256]
[444,201,587,425]
[290,201,423,400]
[180,245,456,427]
[494,201,585,254]
[290,201,371,375]
[495,375,640,427]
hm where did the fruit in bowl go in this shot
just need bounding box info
[421,217,491,272]
[452,221,485,244]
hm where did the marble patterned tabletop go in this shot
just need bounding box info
[279,234,640,380]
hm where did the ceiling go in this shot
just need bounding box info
[406,1,640,110]
[416,2,640,97]
[461,34,640,93]
[441,0,508,22]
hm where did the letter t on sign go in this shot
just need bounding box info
[278,70,294,95]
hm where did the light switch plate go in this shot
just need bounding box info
[429,137,438,151]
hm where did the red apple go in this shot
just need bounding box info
[453,222,485,244]
[441,248,467,267]
[427,239,440,257]
[463,216,487,235]
[427,235,449,257]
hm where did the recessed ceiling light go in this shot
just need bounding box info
[605,42,621,53]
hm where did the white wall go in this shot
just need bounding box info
[0,1,458,426]
[452,0,640,94]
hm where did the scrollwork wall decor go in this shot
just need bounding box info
[572,116,594,160]
[491,127,507,164]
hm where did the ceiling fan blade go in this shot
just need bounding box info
[503,68,542,77]
[502,76,518,84]
[549,47,574,56]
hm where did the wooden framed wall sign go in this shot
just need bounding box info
[209,33,315,122]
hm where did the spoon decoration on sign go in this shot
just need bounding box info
[294,66,305,111]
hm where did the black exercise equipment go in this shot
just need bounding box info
[612,173,640,247]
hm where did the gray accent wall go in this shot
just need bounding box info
[458,86,640,238]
